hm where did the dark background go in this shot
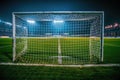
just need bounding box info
[0,0,119,25]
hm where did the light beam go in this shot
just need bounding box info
[27,20,35,24]
[53,20,64,23]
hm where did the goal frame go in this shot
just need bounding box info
[12,11,104,63]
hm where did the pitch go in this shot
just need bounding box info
[0,38,120,64]
[15,37,91,64]
[0,38,120,80]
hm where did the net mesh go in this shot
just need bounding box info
[13,12,103,64]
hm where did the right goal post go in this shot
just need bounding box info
[13,11,104,64]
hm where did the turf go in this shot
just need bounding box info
[0,38,120,80]
[0,38,120,63]
[104,38,120,63]
[0,65,120,80]
[0,38,12,62]
[17,38,90,64]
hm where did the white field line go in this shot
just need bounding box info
[0,63,120,67]
[58,38,62,64]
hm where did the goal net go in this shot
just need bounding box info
[13,11,104,64]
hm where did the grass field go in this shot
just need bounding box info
[0,38,120,80]
[104,38,120,63]
[0,38,120,64]
[0,38,12,62]
[0,65,120,80]
[15,37,91,64]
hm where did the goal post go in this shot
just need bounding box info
[12,13,16,61]
[13,13,28,62]
[13,11,104,64]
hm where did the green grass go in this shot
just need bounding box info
[0,65,120,80]
[14,37,91,64]
[12,37,120,64]
[104,38,120,63]
[61,38,90,64]
[0,38,120,64]
[0,38,120,80]
[0,38,12,62]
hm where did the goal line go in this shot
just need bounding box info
[0,63,120,67]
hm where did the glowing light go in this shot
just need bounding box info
[16,25,21,27]
[113,23,119,27]
[23,27,27,29]
[5,22,12,26]
[0,19,1,22]
[53,20,64,23]
[105,25,112,29]
[27,20,35,24]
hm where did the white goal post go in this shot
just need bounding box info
[13,11,104,64]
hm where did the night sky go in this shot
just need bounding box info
[0,0,119,25]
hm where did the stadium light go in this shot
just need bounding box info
[27,20,35,24]
[24,27,27,29]
[16,25,21,27]
[5,22,12,26]
[53,20,64,23]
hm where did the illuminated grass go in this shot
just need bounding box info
[15,38,90,64]
[0,38,120,80]
[0,38,120,63]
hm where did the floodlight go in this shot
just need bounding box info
[53,20,64,23]
[5,22,12,26]
[24,27,27,29]
[16,25,21,27]
[27,20,35,24]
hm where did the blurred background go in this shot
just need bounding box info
[0,0,120,37]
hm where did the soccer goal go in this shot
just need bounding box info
[13,11,104,64]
